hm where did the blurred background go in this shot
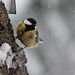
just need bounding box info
[8,0,75,75]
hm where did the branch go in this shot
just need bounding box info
[0,1,28,75]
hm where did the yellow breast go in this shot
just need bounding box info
[20,30,38,48]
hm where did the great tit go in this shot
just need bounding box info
[16,18,43,49]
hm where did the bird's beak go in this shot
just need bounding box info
[1,0,16,14]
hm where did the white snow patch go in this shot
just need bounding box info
[0,43,24,69]
[0,43,14,68]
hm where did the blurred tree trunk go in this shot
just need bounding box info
[0,1,28,75]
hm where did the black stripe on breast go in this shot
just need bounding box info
[25,25,35,32]
[36,31,39,43]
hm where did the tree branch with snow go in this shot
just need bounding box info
[0,1,28,75]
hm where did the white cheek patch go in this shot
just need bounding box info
[24,19,32,25]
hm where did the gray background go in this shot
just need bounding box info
[9,0,75,75]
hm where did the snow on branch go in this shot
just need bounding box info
[0,1,28,75]
[0,43,26,70]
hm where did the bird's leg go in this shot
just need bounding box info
[14,36,18,40]
[16,46,26,53]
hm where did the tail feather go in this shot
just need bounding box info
[38,38,43,43]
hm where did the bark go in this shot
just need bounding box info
[0,1,28,75]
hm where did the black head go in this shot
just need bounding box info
[27,18,37,25]
[24,18,37,31]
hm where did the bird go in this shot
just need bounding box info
[16,18,43,49]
